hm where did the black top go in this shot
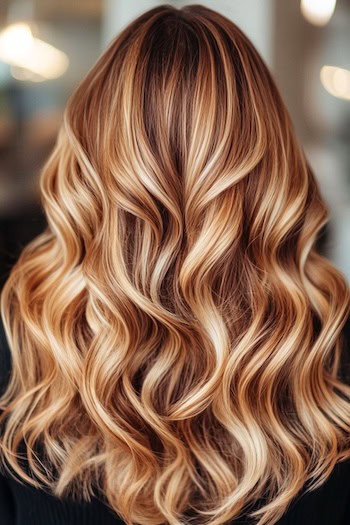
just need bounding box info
[0,314,350,525]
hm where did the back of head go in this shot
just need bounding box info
[1,4,349,525]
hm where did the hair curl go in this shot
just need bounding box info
[1,4,350,525]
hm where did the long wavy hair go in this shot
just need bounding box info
[0,4,349,525]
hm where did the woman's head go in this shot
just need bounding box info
[1,4,349,525]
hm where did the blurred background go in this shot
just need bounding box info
[0,0,349,288]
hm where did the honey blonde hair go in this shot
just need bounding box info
[1,4,350,525]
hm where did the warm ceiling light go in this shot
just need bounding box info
[320,65,350,100]
[10,65,45,82]
[300,0,336,26]
[0,22,69,81]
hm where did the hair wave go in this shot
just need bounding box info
[1,4,350,525]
